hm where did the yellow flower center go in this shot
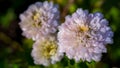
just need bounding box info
[76,25,90,45]
[42,40,57,59]
[32,11,41,27]
[80,25,89,32]
[32,12,40,21]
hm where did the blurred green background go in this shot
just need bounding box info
[0,0,120,68]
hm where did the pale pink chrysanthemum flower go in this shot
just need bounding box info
[58,8,113,62]
[19,1,59,40]
[31,36,63,66]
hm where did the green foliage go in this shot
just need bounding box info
[0,9,15,28]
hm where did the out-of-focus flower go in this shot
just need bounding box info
[58,8,113,62]
[19,1,60,40]
[31,36,63,66]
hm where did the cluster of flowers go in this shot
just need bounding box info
[19,1,113,66]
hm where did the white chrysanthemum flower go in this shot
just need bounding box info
[31,36,63,66]
[19,1,60,40]
[58,8,113,62]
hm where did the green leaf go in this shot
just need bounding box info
[69,4,77,14]
[0,9,16,28]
